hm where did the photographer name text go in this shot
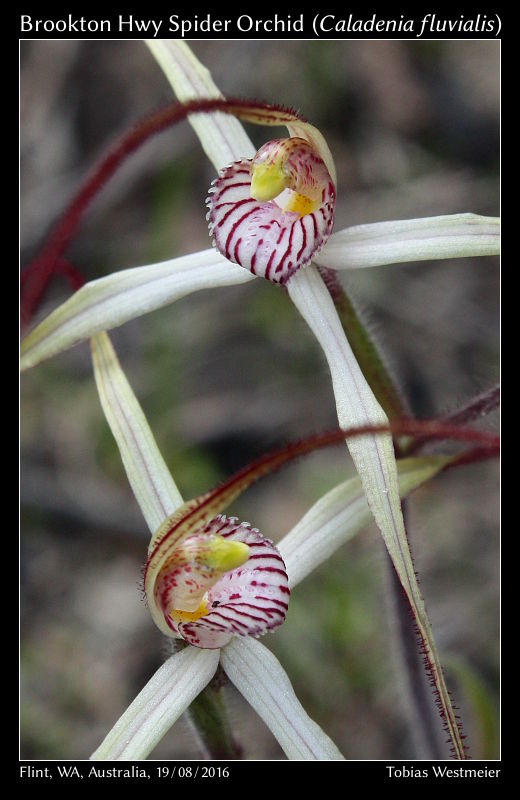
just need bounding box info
[387,765,501,779]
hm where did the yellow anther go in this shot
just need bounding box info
[198,535,250,572]
[250,163,289,202]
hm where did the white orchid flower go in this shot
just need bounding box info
[89,330,456,760]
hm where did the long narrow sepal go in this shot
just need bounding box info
[314,213,500,270]
[287,265,412,548]
[20,250,254,372]
[90,331,183,531]
[287,265,467,759]
[145,40,256,170]
[90,647,220,760]
[221,638,345,760]
[20,211,498,374]
[146,41,337,182]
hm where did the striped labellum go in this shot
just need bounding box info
[144,511,289,650]
[207,136,336,284]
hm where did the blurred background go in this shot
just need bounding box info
[20,40,499,760]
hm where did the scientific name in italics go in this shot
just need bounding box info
[19,12,500,38]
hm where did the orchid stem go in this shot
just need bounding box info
[184,667,243,760]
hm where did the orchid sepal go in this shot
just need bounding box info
[90,646,220,761]
[315,212,500,270]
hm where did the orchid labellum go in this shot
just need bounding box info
[145,512,289,649]
[207,136,336,283]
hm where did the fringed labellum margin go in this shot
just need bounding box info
[207,136,336,284]
[144,513,290,649]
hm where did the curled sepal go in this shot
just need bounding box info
[207,137,336,284]
[146,514,289,649]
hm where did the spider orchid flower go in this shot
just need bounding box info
[20,41,499,760]
[89,328,336,760]
[88,329,481,760]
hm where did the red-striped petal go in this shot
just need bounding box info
[207,138,336,285]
